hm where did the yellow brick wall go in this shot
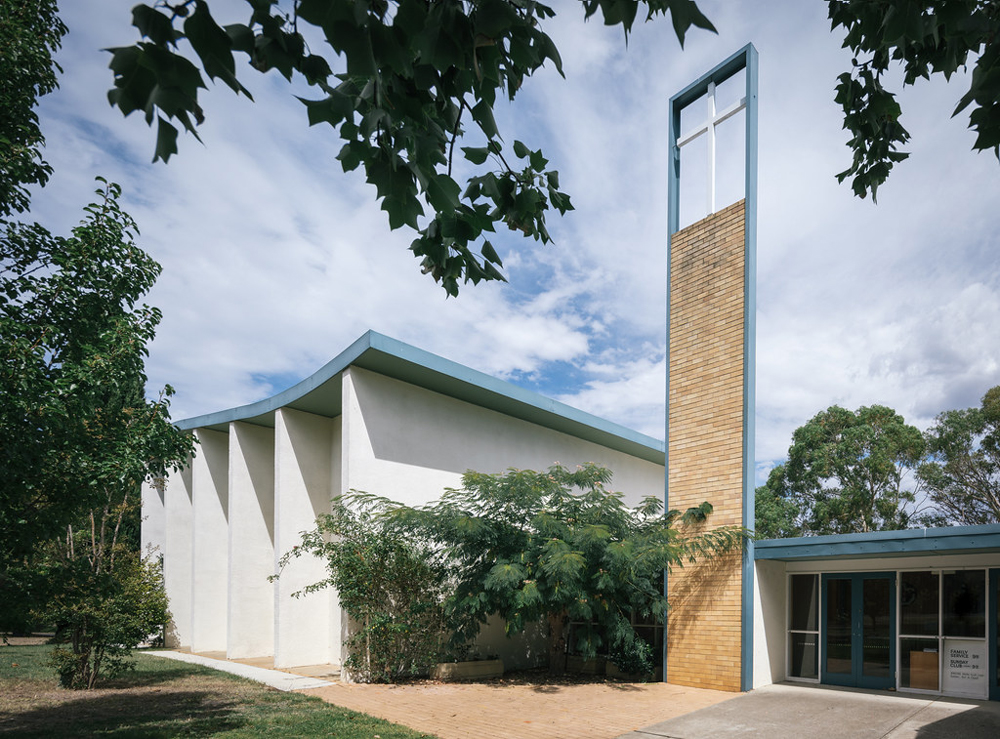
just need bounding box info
[666,199,746,692]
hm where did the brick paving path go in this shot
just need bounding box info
[302,678,735,739]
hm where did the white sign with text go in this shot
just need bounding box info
[941,638,987,698]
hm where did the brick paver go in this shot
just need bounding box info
[302,679,735,739]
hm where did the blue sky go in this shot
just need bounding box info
[28,1,1000,484]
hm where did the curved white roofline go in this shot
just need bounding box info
[176,330,665,464]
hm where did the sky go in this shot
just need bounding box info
[28,0,1000,484]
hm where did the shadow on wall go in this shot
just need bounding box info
[667,550,740,646]
[164,621,181,650]
[357,369,548,476]
[475,615,548,671]
[666,549,742,691]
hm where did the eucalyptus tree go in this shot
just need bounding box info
[754,464,806,540]
[769,405,927,536]
[919,385,1000,525]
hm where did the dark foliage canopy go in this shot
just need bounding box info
[104,1,998,294]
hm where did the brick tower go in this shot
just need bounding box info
[664,45,757,693]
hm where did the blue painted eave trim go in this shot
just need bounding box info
[175,330,664,464]
[175,330,376,431]
[755,524,1000,560]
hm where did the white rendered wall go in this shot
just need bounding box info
[274,408,341,668]
[140,479,166,557]
[341,367,664,663]
[190,429,230,653]
[341,367,664,509]
[163,463,194,648]
[753,559,787,688]
[227,422,276,659]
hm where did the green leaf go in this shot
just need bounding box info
[299,91,354,128]
[461,146,490,165]
[131,5,176,47]
[329,22,378,77]
[483,261,506,281]
[153,117,178,162]
[481,240,503,266]
[475,0,519,38]
[224,24,255,54]
[512,140,529,159]
[337,141,368,172]
[425,174,462,212]
[472,100,498,139]
[106,46,157,118]
[667,0,718,48]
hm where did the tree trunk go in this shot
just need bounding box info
[547,610,568,675]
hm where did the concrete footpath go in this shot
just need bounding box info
[618,683,1000,739]
[148,650,334,691]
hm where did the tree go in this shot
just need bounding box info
[0,0,66,218]
[763,404,927,536]
[104,2,998,295]
[754,464,805,539]
[318,464,743,676]
[0,183,195,681]
[918,385,1000,525]
[1,1,193,670]
[2,2,194,572]
[1,182,195,573]
[829,1,1000,201]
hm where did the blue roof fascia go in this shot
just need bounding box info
[755,524,1000,561]
[175,331,377,431]
[175,331,665,463]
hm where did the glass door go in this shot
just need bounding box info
[822,573,895,689]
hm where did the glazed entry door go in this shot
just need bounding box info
[822,572,895,689]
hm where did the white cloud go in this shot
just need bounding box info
[25,0,1000,479]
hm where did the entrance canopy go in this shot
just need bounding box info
[756,525,1000,561]
[754,524,1000,702]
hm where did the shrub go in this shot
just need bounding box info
[277,501,447,683]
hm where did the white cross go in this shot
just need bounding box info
[676,81,747,215]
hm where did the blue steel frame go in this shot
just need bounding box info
[991,568,999,701]
[664,44,758,691]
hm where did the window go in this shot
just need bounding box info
[900,571,939,636]
[943,570,986,638]
[788,574,819,679]
[899,571,940,691]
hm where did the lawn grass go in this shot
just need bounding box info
[0,644,438,738]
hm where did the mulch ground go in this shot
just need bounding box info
[302,669,736,739]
